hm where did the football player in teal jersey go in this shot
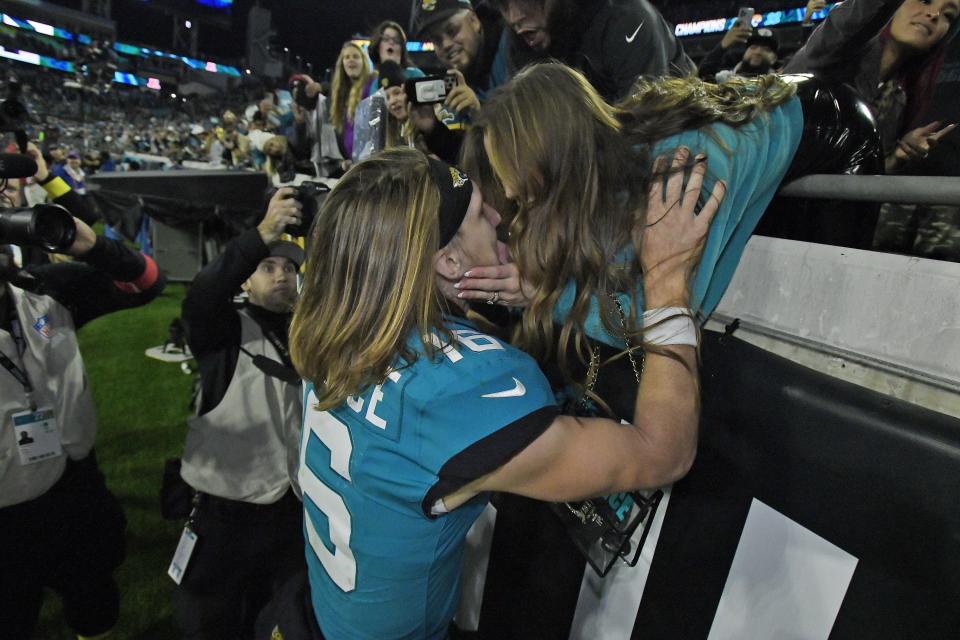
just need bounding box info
[285,146,721,639]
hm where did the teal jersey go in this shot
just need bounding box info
[299,317,558,639]
[553,95,804,348]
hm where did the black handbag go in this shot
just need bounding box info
[550,296,664,577]
[550,488,663,578]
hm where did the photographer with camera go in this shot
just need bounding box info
[14,143,96,242]
[173,186,308,640]
[0,149,165,639]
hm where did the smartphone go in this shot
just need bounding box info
[736,6,755,28]
[404,73,458,105]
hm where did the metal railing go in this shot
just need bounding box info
[778,175,960,206]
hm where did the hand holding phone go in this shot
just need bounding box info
[735,6,755,28]
[404,73,458,105]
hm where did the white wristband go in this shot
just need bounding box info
[642,307,698,346]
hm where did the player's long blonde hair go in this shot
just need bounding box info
[290,148,450,410]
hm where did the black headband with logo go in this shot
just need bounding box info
[427,156,473,248]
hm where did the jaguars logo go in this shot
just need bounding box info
[449,166,468,188]
[422,0,437,11]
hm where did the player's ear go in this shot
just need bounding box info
[434,244,463,281]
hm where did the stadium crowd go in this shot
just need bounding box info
[0,0,958,638]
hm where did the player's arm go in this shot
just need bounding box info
[443,149,723,509]
[443,342,697,509]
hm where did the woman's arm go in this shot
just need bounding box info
[443,152,726,508]
[785,0,903,74]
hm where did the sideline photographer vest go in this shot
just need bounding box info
[0,285,97,508]
[180,309,302,504]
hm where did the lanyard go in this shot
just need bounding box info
[262,327,292,368]
[0,319,35,396]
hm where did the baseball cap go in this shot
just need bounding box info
[411,0,473,39]
[426,156,473,248]
[378,61,407,91]
[746,28,779,54]
[66,150,80,159]
[267,240,304,269]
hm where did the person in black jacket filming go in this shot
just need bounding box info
[0,147,166,639]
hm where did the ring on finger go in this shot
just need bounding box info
[487,291,500,305]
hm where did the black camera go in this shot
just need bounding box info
[404,73,458,105]
[290,78,319,110]
[0,76,30,153]
[0,204,77,252]
[287,181,329,237]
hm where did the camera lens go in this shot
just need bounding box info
[0,204,79,252]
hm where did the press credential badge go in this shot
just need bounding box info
[12,407,62,465]
[168,526,198,585]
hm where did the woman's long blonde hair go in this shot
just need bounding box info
[290,148,449,410]
[476,63,795,379]
[329,42,372,134]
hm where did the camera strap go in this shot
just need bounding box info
[0,319,35,398]
[238,326,299,385]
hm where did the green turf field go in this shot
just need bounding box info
[36,283,192,639]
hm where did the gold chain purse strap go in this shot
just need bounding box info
[575,294,644,415]
[558,294,664,578]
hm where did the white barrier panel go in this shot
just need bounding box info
[713,236,960,414]
[707,500,858,640]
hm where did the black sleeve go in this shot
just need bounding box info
[27,237,166,328]
[698,42,741,80]
[289,120,311,161]
[601,0,694,99]
[54,188,96,225]
[422,406,559,518]
[785,0,902,74]
[38,174,97,224]
[422,124,464,166]
[181,227,268,357]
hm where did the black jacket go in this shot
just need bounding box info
[182,228,292,415]
[502,0,695,102]
[11,237,165,330]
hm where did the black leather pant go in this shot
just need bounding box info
[755,75,885,249]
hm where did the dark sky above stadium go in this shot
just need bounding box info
[264,0,415,72]
[47,0,417,71]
